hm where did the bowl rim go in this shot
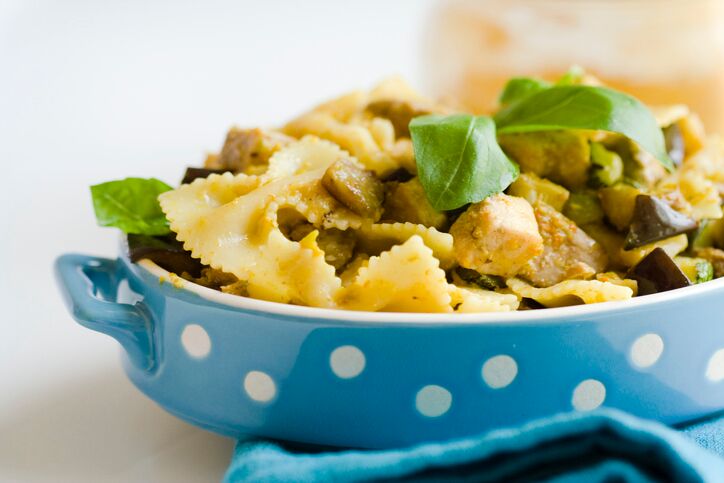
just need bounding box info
[135,258,724,325]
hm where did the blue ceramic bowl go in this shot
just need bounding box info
[55,247,724,449]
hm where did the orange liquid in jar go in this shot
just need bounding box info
[424,0,724,133]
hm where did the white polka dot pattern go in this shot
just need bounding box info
[330,346,366,379]
[706,349,724,382]
[244,371,277,403]
[572,379,606,411]
[482,355,518,389]
[630,333,664,369]
[415,385,452,417]
[180,324,211,359]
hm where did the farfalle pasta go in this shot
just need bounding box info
[93,73,724,313]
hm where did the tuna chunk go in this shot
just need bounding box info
[520,202,608,287]
[450,194,543,277]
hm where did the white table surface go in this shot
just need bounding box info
[0,1,434,480]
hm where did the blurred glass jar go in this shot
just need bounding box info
[424,0,724,133]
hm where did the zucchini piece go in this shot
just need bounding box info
[693,247,724,278]
[603,136,666,189]
[589,142,624,187]
[507,173,570,212]
[690,219,717,249]
[627,247,691,295]
[674,256,714,284]
[563,191,604,226]
[624,195,698,249]
[690,218,724,250]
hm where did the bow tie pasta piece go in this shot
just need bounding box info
[282,78,438,177]
[263,136,352,181]
[276,179,366,231]
[338,236,452,312]
[449,285,520,313]
[284,112,401,176]
[356,222,455,269]
[506,278,633,308]
[158,172,261,235]
[161,171,343,307]
[247,228,341,306]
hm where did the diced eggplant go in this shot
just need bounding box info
[498,130,592,189]
[599,183,642,231]
[563,191,604,226]
[381,167,414,183]
[518,298,546,310]
[127,234,203,278]
[365,100,431,138]
[289,224,357,270]
[181,167,230,185]
[626,247,691,295]
[589,142,623,187]
[454,267,505,291]
[383,177,447,229]
[191,268,239,290]
[207,127,292,173]
[322,159,385,221]
[663,123,685,167]
[624,195,698,249]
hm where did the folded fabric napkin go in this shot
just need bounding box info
[223,409,724,482]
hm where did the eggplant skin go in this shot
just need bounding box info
[627,247,691,296]
[181,167,230,185]
[127,234,203,278]
[664,123,685,168]
[624,195,698,250]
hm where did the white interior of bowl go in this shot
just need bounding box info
[136,259,724,324]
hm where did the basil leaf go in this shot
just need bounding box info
[498,77,551,108]
[556,65,586,86]
[91,177,173,235]
[410,114,519,211]
[495,85,675,171]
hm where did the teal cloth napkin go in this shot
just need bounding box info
[223,409,724,482]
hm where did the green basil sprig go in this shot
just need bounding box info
[409,114,519,211]
[91,177,173,235]
[498,77,551,109]
[495,85,675,171]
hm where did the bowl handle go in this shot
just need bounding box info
[55,253,155,371]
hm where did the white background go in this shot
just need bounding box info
[0,1,435,481]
